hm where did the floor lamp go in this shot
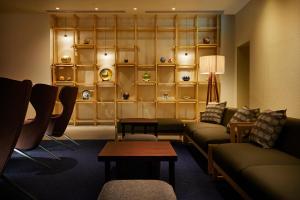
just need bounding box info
[199,55,225,104]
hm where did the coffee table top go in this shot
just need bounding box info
[98,141,177,161]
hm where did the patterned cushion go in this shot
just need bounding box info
[249,110,287,148]
[226,107,260,133]
[201,102,227,124]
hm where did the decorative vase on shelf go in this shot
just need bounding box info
[142,72,151,82]
[122,92,129,100]
[61,55,71,64]
[160,57,166,63]
[124,58,129,63]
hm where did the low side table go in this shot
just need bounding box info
[119,118,158,138]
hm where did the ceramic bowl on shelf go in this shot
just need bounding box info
[99,68,112,81]
[182,76,190,81]
[61,55,71,64]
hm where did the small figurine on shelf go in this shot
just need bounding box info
[160,57,166,63]
[122,92,129,100]
[182,76,190,81]
[142,72,151,82]
[163,92,168,100]
[124,58,129,63]
[83,38,91,44]
[59,76,65,81]
[168,57,174,63]
[203,37,211,44]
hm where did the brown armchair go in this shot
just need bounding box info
[45,86,78,147]
[0,77,34,199]
[14,83,58,166]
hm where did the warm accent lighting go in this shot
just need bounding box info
[199,55,225,104]
[95,8,99,11]
[133,8,137,11]
[56,7,60,10]
[172,8,176,11]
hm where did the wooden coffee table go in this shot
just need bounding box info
[97,141,178,188]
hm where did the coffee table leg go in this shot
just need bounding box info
[105,161,111,182]
[169,161,175,189]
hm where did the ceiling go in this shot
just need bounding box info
[0,0,250,15]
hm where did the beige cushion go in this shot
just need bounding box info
[249,110,287,148]
[98,180,176,200]
[201,102,227,124]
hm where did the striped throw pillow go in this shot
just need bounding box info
[201,102,227,124]
[226,107,260,133]
[249,109,287,148]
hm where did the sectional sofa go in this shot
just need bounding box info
[184,107,237,158]
[210,117,300,200]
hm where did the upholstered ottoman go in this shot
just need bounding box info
[98,180,176,200]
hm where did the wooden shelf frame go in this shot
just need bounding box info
[51,13,221,125]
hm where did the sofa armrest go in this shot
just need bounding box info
[229,122,255,143]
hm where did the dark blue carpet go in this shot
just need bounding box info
[0,140,240,200]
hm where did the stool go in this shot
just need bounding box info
[98,180,176,200]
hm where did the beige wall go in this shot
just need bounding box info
[235,0,300,118]
[0,13,51,84]
[0,13,50,117]
[220,15,236,107]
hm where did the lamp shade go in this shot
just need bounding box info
[199,55,225,74]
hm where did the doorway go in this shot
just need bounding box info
[237,42,250,107]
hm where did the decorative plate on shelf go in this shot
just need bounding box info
[99,68,112,81]
[82,90,91,100]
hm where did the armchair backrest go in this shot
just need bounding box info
[0,77,32,175]
[16,83,58,150]
[48,86,78,136]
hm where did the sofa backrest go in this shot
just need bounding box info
[221,107,237,127]
[275,117,300,159]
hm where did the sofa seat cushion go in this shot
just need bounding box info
[213,143,300,181]
[240,165,300,200]
[186,122,229,152]
[157,118,184,134]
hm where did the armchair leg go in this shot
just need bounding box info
[1,175,37,200]
[45,135,75,150]
[64,135,80,146]
[13,149,51,169]
[38,145,61,160]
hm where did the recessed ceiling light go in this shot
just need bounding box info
[56,7,60,10]
[95,7,99,11]
[133,8,137,11]
[172,7,176,11]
